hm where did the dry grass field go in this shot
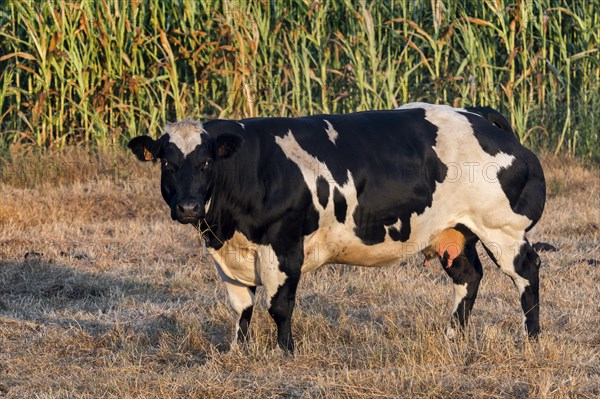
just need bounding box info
[0,148,598,398]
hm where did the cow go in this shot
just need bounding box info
[128,103,546,352]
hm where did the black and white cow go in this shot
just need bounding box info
[128,103,545,352]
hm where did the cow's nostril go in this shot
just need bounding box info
[176,201,202,219]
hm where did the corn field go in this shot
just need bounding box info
[0,0,598,158]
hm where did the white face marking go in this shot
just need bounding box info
[323,119,338,144]
[162,118,203,157]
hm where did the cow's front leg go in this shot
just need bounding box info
[269,272,300,352]
[230,283,256,346]
[258,245,302,353]
[218,271,256,348]
[224,280,256,347]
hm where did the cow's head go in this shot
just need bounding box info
[128,119,243,225]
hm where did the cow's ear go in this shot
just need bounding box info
[128,135,159,162]
[215,133,243,159]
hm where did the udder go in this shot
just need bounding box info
[422,228,466,267]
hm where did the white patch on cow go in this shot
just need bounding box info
[225,278,255,316]
[231,322,241,349]
[275,130,357,224]
[445,281,468,338]
[396,102,437,111]
[236,121,246,129]
[256,244,287,307]
[162,118,203,157]
[397,102,491,123]
[323,119,338,144]
[451,282,468,315]
[209,231,259,286]
[277,130,390,270]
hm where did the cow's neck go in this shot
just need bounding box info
[202,155,262,250]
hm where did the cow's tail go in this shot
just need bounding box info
[464,106,514,135]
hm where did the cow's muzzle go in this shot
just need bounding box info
[174,200,204,224]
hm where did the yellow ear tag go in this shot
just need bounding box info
[143,147,154,161]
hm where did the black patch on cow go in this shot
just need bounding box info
[331,109,447,244]
[497,155,546,230]
[461,111,520,157]
[333,187,347,224]
[316,176,330,209]
[388,225,402,241]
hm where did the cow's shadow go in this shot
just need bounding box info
[0,257,230,360]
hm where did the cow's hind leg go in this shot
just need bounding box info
[518,243,541,336]
[482,235,541,337]
[441,239,483,337]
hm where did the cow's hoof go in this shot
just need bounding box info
[445,325,457,339]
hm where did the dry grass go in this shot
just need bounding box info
[0,150,598,398]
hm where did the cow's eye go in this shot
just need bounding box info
[162,159,175,171]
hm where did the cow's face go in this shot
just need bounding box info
[128,120,242,225]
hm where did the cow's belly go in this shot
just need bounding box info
[301,225,426,272]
